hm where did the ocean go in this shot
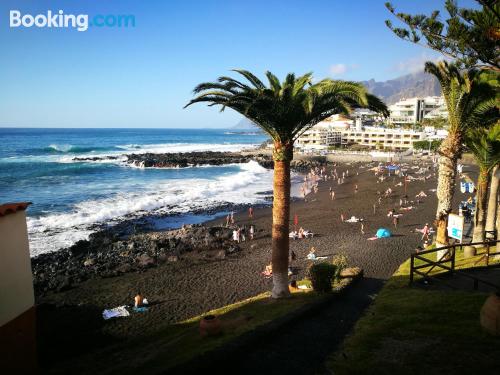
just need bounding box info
[0,128,274,256]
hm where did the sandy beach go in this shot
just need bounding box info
[35,155,472,372]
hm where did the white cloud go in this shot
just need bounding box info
[392,52,446,74]
[329,63,347,76]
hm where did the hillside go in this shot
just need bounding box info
[362,71,441,104]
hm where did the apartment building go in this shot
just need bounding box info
[388,96,445,126]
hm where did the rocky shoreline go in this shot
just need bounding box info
[32,151,329,295]
[32,223,248,295]
[72,150,327,171]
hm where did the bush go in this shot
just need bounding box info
[307,262,337,292]
[331,254,349,279]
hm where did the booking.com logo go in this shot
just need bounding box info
[9,10,135,32]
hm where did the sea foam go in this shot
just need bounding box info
[27,161,273,256]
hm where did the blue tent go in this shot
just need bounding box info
[376,228,392,238]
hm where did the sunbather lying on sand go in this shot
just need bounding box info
[307,247,327,260]
[345,216,362,223]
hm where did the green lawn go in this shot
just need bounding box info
[326,247,500,375]
[50,275,356,374]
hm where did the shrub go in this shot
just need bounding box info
[331,253,349,280]
[307,262,337,292]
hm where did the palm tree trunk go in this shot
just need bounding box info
[271,142,292,299]
[485,166,499,239]
[472,168,490,245]
[435,134,461,247]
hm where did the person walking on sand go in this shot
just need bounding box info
[340,213,345,222]
[393,216,399,229]
[421,223,430,241]
[248,206,253,219]
[360,222,365,235]
[354,184,358,194]
[249,224,255,240]
[331,190,335,200]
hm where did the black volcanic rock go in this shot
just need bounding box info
[31,225,240,295]
[126,151,255,168]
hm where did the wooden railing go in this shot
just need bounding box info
[409,240,500,291]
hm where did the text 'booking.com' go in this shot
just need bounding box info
[9,10,135,32]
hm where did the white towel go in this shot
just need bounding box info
[103,306,130,320]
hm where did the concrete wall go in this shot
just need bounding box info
[0,210,34,326]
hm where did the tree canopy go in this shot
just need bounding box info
[385,0,500,70]
[185,70,388,159]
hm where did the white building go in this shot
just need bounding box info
[388,96,446,126]
[295,112,449,152]
[0,202,37,373]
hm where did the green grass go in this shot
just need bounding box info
[326,246,500,375]
[52,274,355,375]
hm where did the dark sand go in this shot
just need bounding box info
[37,157,455,373]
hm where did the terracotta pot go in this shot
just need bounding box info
[480,292,500,336]
[199,315,221,337]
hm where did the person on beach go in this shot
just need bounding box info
[248,207,253,219]
[360,222,365,235]
[393,216,399,229]
[226,214,230,227]
[307,247,317,260]
[249,225,255,240]
[340,213,345,222]
[354,184,358,194]
[262,263,272,277]
[230,211,235,225]
[233,228,240,243]
[298,227,305,239]
[421,223,430,241]
[240,226,246,242]
[373,203,377,214]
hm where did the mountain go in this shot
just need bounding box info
[362,71,441,105]
[231,118,259,131]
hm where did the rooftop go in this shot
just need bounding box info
[0,202,31,217]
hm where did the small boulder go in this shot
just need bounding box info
[136,253,155,267]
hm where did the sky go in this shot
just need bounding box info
[0,0,478,128]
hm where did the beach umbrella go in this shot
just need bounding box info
[376,228,392,238]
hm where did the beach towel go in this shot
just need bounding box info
[103,306,130,320]
[133,306,149,313]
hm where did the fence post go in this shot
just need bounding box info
[451,245,455,274]
[486,243,490,266]
[409,254,414,285]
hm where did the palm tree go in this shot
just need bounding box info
[464,123,500,247]
[424,61,498,247]
[185,70,387,298]
[485,165,499,240]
